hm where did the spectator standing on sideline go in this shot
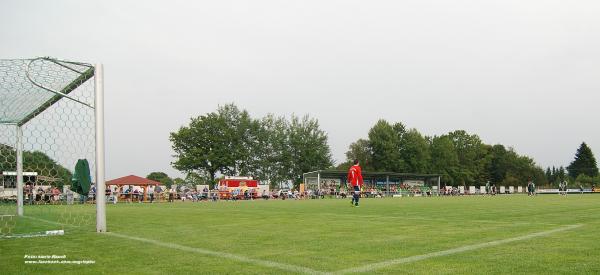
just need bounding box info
[112,186,119,204]
[148,185,155,203]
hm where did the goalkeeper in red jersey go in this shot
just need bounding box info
[347,159,364,207]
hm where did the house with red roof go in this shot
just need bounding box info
[106,175,162,202]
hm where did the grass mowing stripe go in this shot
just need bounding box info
[105,231,327,275]
[333,224,583,274]
[316,212,560,226]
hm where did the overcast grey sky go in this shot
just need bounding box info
[2,0,599,179]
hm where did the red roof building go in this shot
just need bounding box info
[106,175,161,186]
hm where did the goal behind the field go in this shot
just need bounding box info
[0,57,106,237]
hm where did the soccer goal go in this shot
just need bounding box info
[0,57,106,238]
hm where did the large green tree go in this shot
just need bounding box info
[489,144,510,184]
[170,112,227,183]
[170,104,257,183]
[429,135,459,185]
[173,177,185,186]
[557,166,566,182]
[1,144,72,188]
[368,120,404,172]
[183,171,213,187]
[254,114,292,189]
[446,130,489,185]
[220,104,260,177]
[341,139,373,171]
[146,172,174,187]
[400,129,430,173]
[343,122,547,187]
[487,145,545,186]
[287,114,333,186]
[170,105,332,188]
[567,142,599,178]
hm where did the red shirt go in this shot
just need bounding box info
[347,165,364,187]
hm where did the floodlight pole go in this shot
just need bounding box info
[303,174,308,194]
[317,172,321,192]
[95,64,107,233]
[16,126,23,216]
[438,176,441,197]
[386,176,389,198]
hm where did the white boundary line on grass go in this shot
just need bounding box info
[22,215,70,227]
[333,224,583,274]
[19,216,583,275]
[21,216,323,274]
[105,231,327,275]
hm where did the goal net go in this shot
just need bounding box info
[0,57,105,238]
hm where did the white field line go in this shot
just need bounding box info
[0,216,65,239]
[105,231,327,275]
[25,215,325,274]
[0,230,64,239]
[20,216,325,274]
[22,215,67,227]
[20,215,582,274]
[333,224,583,274]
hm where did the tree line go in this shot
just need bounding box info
[2,104,597,190]
[0,144,72,188]
[337,119,548,187]
[541,142,599,187]
[169,104,333,188]
[166,105,599,188]
[338,119,599,187]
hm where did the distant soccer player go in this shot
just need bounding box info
[347,159,364,207]
[559,181,564,196]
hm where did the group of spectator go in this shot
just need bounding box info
[23,184,62,204]
[20,183,438,205]
[178,187,212,202]
[441,186,462,196]
[102,185,167,204]
[19,182,600,206]
[19,183,438,205]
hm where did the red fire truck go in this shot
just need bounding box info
[217,176,262,199]
[218,176,258,189]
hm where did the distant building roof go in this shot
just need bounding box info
[106,175,161,186]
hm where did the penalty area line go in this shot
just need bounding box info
[15,216,325,274]
[105,231,327,275]
[333,224,583,274]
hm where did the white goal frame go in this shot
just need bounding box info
[1,58,106,233]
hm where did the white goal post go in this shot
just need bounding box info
[95,63,106,232]
[0,57,106,234]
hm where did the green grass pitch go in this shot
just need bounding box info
[1,195,600,274]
